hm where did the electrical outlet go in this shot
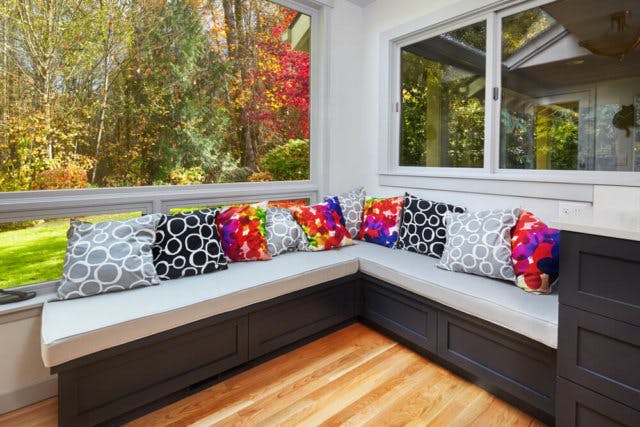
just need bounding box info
[558,202,591,218]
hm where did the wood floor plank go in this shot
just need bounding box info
[0,323,548,427]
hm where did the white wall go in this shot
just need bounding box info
[0,315,56,414]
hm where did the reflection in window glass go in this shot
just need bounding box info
[500,1,640,171]
[0,212,141,289]
[400,21,486,168]
[0,0,310,192]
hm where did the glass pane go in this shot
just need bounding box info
[500,1,640,171]
[0,212,142,289]
[168,198,309,214]
[0,0,310,192]
[400,21,486,168]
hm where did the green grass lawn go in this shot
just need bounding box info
[0,212,141,289]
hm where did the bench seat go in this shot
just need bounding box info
[41,242,558,368]
[341,243,558,349]
[41,249,359,367]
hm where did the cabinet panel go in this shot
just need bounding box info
[559,231,640,326]
[361,279,437,353]
[248,281,356,359]
[558,305,640,411]
[556,377,640,427]
[438,311,556,416]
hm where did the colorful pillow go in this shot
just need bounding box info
[397,193,466,258]
[437,208,520,281]
[511,211,560,294]
[357,196,404,248]
[265,207,308,256]
[215,202,271,262]
[290,197,352,251]
[152,209,228,280]
[58,214,161,300]
[324,187,366,239]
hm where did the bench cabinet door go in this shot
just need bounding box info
[57,315,248,427]
[360,278,437,353]
[248,280,357,359]
[437,311,556,418]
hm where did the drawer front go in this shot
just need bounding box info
[438,311,556,416]
[556,377,640,427]
[560,231,640,326]
[558,305,640,410]
[248,281,356,359]
[58,316,248,426]
[361,279,437,353]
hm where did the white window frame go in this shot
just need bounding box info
[379,0,640,199]
[0,0,331,296]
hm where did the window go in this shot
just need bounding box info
[0,0,311,192]
[387,0,640,182]
[400,21,486,168]
[0,0,324,290]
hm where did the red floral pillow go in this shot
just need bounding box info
[357,196,404,248]
[216,202,271,262]
[511,211,560,294]
[290,197,352,251]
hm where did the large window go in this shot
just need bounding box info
[391,0,640,180]
[0,0,310,192]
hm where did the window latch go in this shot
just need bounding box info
[395,102,399,112]
[493,87,500,101]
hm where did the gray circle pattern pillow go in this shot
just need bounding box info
[397,193,466,258]
[58,214,161,300]
[437,208,520,281]
[266,207,308,256]
[324,187,365,239]
[152,209,228,280]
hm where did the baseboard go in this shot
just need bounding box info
[0,377,58,415]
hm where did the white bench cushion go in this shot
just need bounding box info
[41,249,359,367]
[42,242,559,367]
[342,242,558,349]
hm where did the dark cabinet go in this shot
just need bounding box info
[557,231,640,426]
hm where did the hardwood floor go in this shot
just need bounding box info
[0,323,546,427]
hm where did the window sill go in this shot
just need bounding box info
[0,282,57,324]
[379,172,596,202]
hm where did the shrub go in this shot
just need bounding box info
[169,166,206,185]
[220,166,253,183]
[248,171,272,182]
[34,164,88,190]
[261,139,309,181]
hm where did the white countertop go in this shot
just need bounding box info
[549,209,640,242]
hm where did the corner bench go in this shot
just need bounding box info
[41,242,558,426]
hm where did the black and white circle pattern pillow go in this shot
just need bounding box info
[266,207,308,256]
[153,209,228,280]
[437,208,521,281]
[324,187,365,238]
[58,214,161,300]
[397,193,466,259]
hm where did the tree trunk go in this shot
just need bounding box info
[92,16,112,184]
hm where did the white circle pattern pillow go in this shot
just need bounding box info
[58,214,161,300]
[265,207,309,256]
[437,208,520,281]
[324,187,365,239]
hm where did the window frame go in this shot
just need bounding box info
[379,0,640,195]
[0,0,330,294]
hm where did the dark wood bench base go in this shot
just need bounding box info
[52,273,556,426]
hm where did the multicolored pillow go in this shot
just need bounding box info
[290,197,353,251]
[511,211,560,294]
[357,196,404,248]
[215,202,271,262]
[324,187,366,239]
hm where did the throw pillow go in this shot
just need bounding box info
[266,207,309,256]
[58,214,161,300]
[511,211,560,294]
[324,187,365,239]
[290,197,353,251]
[357,196,404,248]
[152,209,228,280]
[397,193,466,258]
[216,202,271,262]
[437,208,520,281]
